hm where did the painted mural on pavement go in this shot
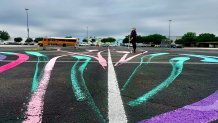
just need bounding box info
[0,50,218,123]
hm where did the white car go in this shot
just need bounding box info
[0,42,5,45]
[78,43,90,46]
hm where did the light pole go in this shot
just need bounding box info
[168,20,172,41]
[25,8,29,39]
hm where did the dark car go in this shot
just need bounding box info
[171,44,183,48]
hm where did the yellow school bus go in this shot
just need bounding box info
[38,37,79,47]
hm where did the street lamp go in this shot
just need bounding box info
[168,20,172,41]
[25,8,30,39]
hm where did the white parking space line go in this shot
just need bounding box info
[108,49,127,123]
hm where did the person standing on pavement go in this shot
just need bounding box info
[129,27,137,53]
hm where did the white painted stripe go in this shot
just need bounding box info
[108,48,127,123]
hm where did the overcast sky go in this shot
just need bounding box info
[1,0,218,39]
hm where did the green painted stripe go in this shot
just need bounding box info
[128,57,190,106]
[71,55,106,123]
[25,51,48,92]
[122,53,169,91]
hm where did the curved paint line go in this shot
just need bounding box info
[116,51,130,54]
[121,53,169,91]
[59,50,107,69]
[32,57,41,92]
[71,58,86,101]
[0,52,29,73]
[140,91,218,123]
[75,51,107,69]
[23,55,64,123]
[87,49,99,52]
[97,51,107,68]
[115,51,147,66]
[25,51,48,92]
[0,54,7,61]
[185,100,218,111]
[25,51,47,57]
[71,55,106,123]
[128,57,190,106]
[181,54,218,63]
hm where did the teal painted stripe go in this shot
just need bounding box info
[128,57,190,106]
[121,53,169,91]
[71,58,86,101]
[25,51,47,57]
[71,55,106,123]
[0,51,15,55]
[181,54,218,63]
[25,51,48,92]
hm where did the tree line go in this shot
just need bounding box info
[0,30,43,43]
[123,34,167,44]
[175,32,218,46]
[1,30,218,45]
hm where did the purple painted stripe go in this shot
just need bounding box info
[140,91,218,123]
[0,54,7,61]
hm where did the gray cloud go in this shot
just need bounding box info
[1,0,218,38]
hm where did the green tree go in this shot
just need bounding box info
[25,38,33,42]
[0,30,10,41]
[83,38,88,42]
[123,34,166,44]
[180,32,197,46]
[65,36,72,38]
[91,38,96,42]
[141,36,149,44]
[34,37,43,43]
[197,33,216,42]
[14,37,23,42]
[123,35,129,43]
[137,35,143,43]
[101,37,116,43]
[146,34,167,44]
[182,32,197,43]
[175,39,183,44]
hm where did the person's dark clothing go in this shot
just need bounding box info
[130,30,137,53]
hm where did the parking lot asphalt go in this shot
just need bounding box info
[0,45,218,123]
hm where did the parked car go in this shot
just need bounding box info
[101,44,109,47]
[0,41,5,45]
[90,44,95,46]
[24,42,35,45]
[78,42,90,46]
[137,43,147,47]
[4,41,21,45]
[109,44,117,47]
[171,44,183,48]
[154,45,161,47]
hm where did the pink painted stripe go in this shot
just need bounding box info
[23,56,63,123]
[59,50,107,69]
[73,51,107,69]
[0,53,29,73]
[97,51,107,69]
[115,51,147,66]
